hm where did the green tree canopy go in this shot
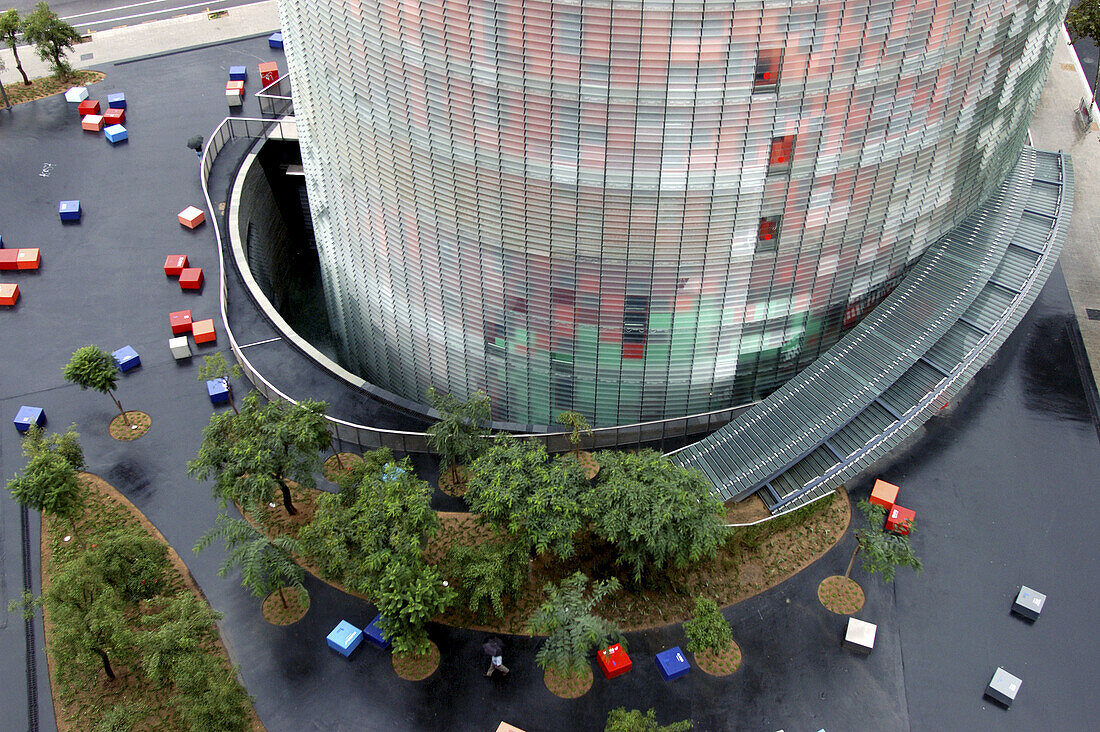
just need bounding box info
[63,344,133,426]
[194,514,305,607]
[44,554,135,682]
[373,558,454,657]
[605,708,693,732]
[299,455,438,587]
[846,500,922,583]
[196,352,243,414]
[426,386,491,485]
[85,526,171,603]
[465,434,587,559]
[7,428,86,530]
[170,651,252,732]
[22,2,81,77]
[557,410,593,457]
[682,597,733,655]
[1068,0,1100,103]
[188,392,331,516]
[0,9,30,85]
[441,538,528,620]
[582,450,727,581]
[527,572,623,676]
[138,591,223,686]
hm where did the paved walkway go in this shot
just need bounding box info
[0,9,1098,732]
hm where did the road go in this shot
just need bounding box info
[9,0,258,34]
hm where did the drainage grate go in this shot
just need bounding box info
[1086,308,1100,321]
[80,53,93,61]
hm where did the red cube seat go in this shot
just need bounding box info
[164,254,189,276]
[0,249,19,270]
[869,479,900,511]
[169,309,193,334]
[0,283,18,306]
[192,318,216,344]
[77,99,100,116]
[597,643,632,679]
[179,267,204,290]
[259,61,279,87]
[102,107,125,125]
[885,505,915,535]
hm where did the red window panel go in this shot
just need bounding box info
[769,135,794,165]
[758,216,781,243]
[754,49,782,91]
[622,342,645,359]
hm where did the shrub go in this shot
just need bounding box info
[605,708,692,732]
[683,597,733,655]
[442,538,528,619]
[87,527,171,602]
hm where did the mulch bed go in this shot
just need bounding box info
[567,450,600,480]
[693,641,743,676]
[5,70,105,106]
[40,473,264,732]
[438,464,470,497]
[543,665,593,699]
[391,641,441,681]
[109,411,151,440]
[261,586,310,625]
[322,452,363,483]
[818,575,866,614]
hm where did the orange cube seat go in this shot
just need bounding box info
[169,309,193,334]
[192,318,216,344]
[178,206,206,229]
[16,248,40,270]
[164,254,189,276]
[179,267,204,290]
[0,283,18,306]
[869,479,900,511]
[81,114,105,132]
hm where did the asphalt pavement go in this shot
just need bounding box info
[1,8,1099,732]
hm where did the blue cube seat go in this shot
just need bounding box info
[206,379,230,405]
[229,65,247,81]
[364,613,390,649]
[105,124,128,144]
[655,647,691,681]
[326,620,363,657]
[58,200,81,221]
[268,32,283,49]
[107,92,126,109]
[14,406,46,433]
[112,345,141,372]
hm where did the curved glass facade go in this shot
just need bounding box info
[279,0,1068,427]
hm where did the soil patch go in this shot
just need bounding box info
[322,452,363,483]
[5,70,105,106]
[724,494,770,524]
[693,641,743,676]
[392,641,441,681]
[818,575,866,614]
[566,450,600,479]
[438,464,469,497]
[40,473,264,732]
[109,411,151,440]
[262,586,310,625]
[543,665,593,699]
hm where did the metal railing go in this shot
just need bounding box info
[199,115,750,454]
[256,74,293,118]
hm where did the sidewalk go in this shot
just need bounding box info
[1024,30,1100,391]
[0,0,279,87]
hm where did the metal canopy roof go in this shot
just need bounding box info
[672,148,1072,511]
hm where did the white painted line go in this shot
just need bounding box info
[238,336,282,349]
[65,0,237,29]
[62,0,178,21]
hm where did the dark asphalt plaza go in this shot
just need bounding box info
[1,35,1100,732]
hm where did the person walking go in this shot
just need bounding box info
[483,637,509,676]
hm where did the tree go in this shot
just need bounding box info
[683,597,733,655]
[0,9,30,85]
[557,410,593,459]
[426,386,490,487]
[171,652,252,732]
[63,345,133,428]
[85,526,171,603]
[188,393,331,516]
[194,514,305,608]
[44,555,135,682]
[7,427,86,532]
[465,434,587,559]
[196,352,243,414]
[138,591,223,686]
[22,2,81,77]
[605,708,693,732]
[373,558,454,658]
[527,572,623,676]
[845,500,922,583]
[1068,0,1100,105]
[441,538,528,620]
[299,455,438,586]
[582,450,727,581]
